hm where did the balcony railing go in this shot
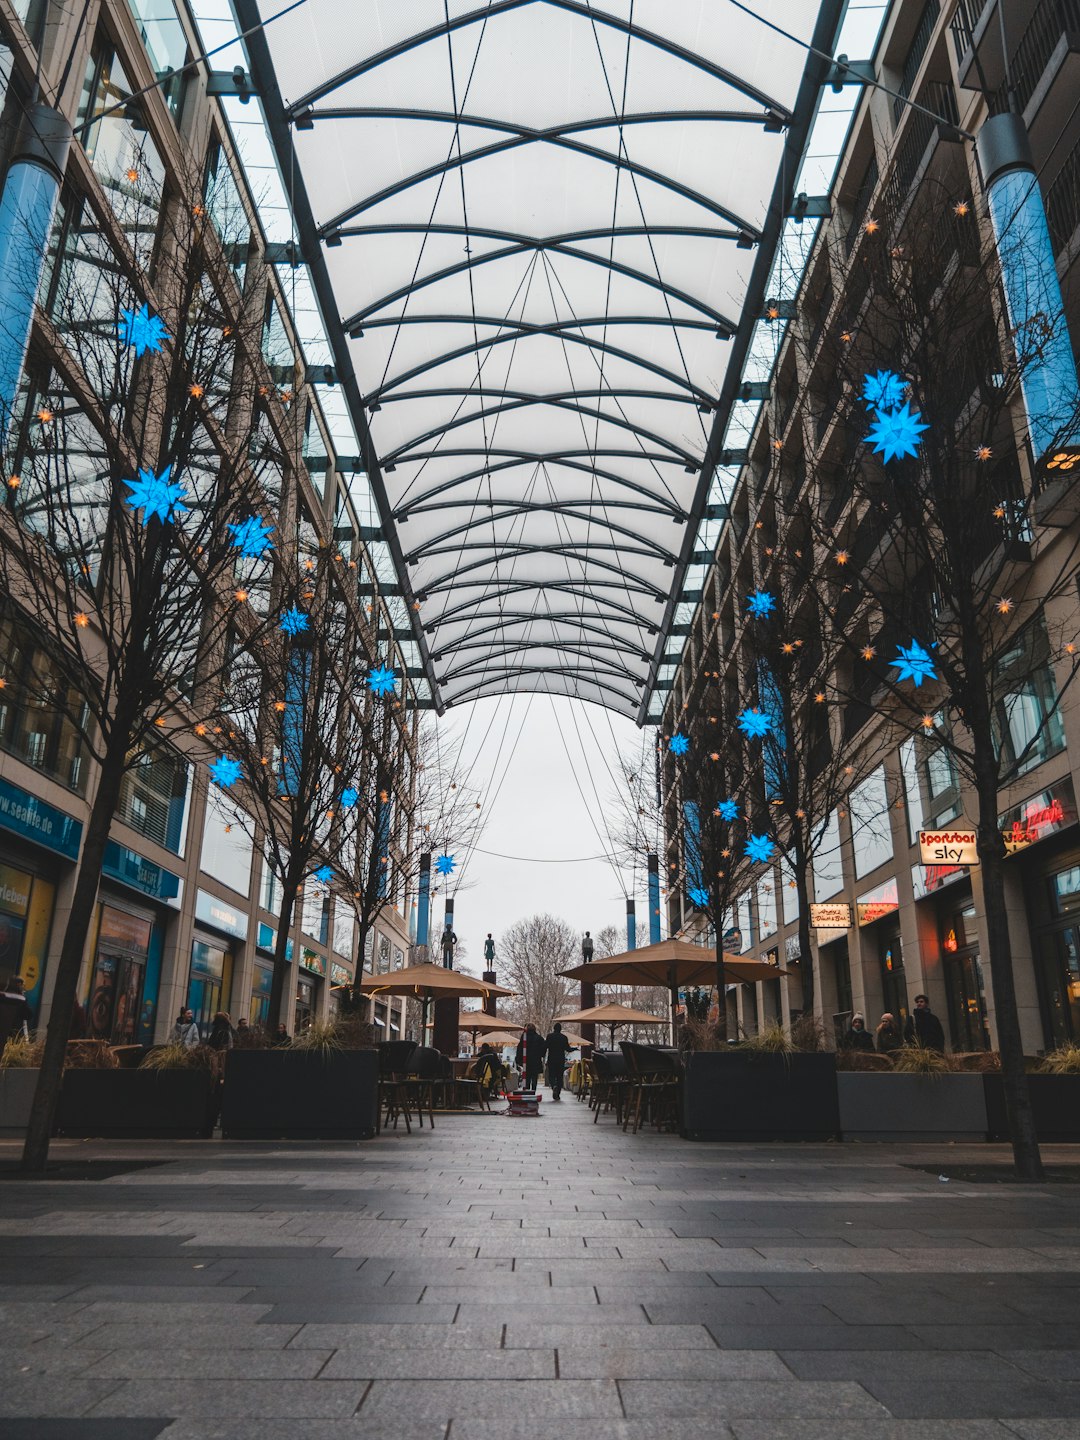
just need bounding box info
[949,0,987,62]
[894,0,942,126]
[993,0,1080,115]
[1047,136,1080,253]
[844,156,878,255]
[883,81,960,214]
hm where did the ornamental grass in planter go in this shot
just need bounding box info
[681,1021,839,1141]
[983,1044,1080,1142]
[56,1040,219,1139]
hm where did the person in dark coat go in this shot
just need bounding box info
[544,1021,574,1101]
[875,1012,903,1054]
[840,1013,875,1053]
[904,994,946,1050]
[207,1012,235,1050]
[272,1023,290,1047]
[515,1024,546,1092]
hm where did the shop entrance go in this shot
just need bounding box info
[88,906,151,1044]
[1034,862,1080,1047]
[188,937,232,1036]
[878,928,908,1027]
[943,905,990,1051]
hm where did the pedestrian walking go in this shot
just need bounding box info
[544,1021,574,1100]
[171,1008,200,1048]
[904,994,946,1051]
[515,1023,546,1092]
[840,1013,875,1053]
[875,1012,903,1054]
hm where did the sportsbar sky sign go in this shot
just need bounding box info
[919,829,979,865]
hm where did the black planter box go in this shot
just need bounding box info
[56,1068,219,1138]
[682,1050,839,1141]
[221,1049,378,1140]
[983,1073,1080,1142]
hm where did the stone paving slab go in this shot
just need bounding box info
[2,1099,1080,1432]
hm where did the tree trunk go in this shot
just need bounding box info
[22,745,129,1173]
[712,899,729,1044]
[975,768,1044,1181]
[792,830,815,1023]
[267,875,301,1034]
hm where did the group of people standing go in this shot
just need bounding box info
[841,994,947,1054]
[514,1021,573,1099]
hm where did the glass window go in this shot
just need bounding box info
[204,139,249,285]
[199,790,252,897]
[849,766,893,880]
[125,0,188,116]
[1051,867,1080,918]
[901,730,961,835]
[779,855,799,923]
[757,875,776,939]
[393,945,404,970]
[736,894,752,953]
[301,883,328,944]
[332,903,354,958]
[116,742,189,853]
[378,932,391,973]
[77,37,166,267]
[0,615,89,793]
[813,811,845,900]
[260,855,283,914]
[994,616,1066,778]
[363,928,375,972]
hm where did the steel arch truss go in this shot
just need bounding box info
[236,0,845,717]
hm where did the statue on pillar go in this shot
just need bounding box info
[483,933,495,964]
[440,924,457,968]
[582,930,594,963]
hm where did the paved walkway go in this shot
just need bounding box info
[2,1087,1080,1437]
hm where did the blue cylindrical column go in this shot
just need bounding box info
[647,853,661,945]
[416,851,431,947]
[626,897,636,951]
[978,112,1080,457]
[0,104,71,439]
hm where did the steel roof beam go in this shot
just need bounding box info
[395,456,687,520]
[301,106,778,136]
[336,222,745,248]
[412,549,670,598]
[440,657,643,691]
[287,0,788,117]
[426,580,663,630]
[372,384,697,407]
[432,624,653,662]
[442,646,646,687]
[443,677,640,716]
[344,242,738,333]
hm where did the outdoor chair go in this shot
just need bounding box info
[589,1051,630,1125]
[619,1042,681,1134]
[378,1040,419,1133]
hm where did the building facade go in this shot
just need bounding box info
[0,0,429,1042]
[662,0,1080,1054]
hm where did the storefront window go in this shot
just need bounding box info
[0,616,89,794]
[757,876,776,939]
[125,0,188,117]
[301,883,329,944]
[850,767,894,880]
[332,903,354,959]
[188,938,231,1035]
[249,959,273,1027]
[944,904,990,1051]
[261,856,283,915]
[87,905,152,1045]
[0,861,55,1022]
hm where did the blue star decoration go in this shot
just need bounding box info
[688,886,710,908]
[118,304,169,357]
[125,465,187,525]
[367,665,397,697]
[891,638,937,688]
[228,515,274,559]
[209,755,242,788]
[668,733,690,756]
[746,590,776,619]
[867,402,929,463]
[737,708,773,740]
[279,607,309,636]
[340,787,358,809]
[435,854,456,876]
[313,865,334,885]
[744,833,776,864]
[716,798,740,822]
[862,368,906,412]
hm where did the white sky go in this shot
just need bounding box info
[429,695,646,967]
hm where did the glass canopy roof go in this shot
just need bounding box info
[236,0,846,719]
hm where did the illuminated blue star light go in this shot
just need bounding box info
[716,799,740,822]
[209,755,242,788]
[118,304,169,357]
[737,708,773,740]
[744,833,776,865]
[367,665,397,697]
[228,515,274,559]
[279,607,309,636]
[861,368,906,412]
[746,590,776,618]
[669,733,690,756]
[340,787,358,809]
[435,854,456,876]
[891,638,938,688]
[688,886,710,908]
[124,465,187,525]
[867,402,929,463]
[314,865,334,884]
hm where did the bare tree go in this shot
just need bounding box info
[789,177,1080,1179]
[498,914,578,1035]
[2,161,283,1170]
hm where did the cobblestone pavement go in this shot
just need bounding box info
[2,1089,1080,1437]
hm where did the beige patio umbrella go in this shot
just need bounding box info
[557,1000,668,1050]
[560,939,791,1016]
[359,961,515,1031]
